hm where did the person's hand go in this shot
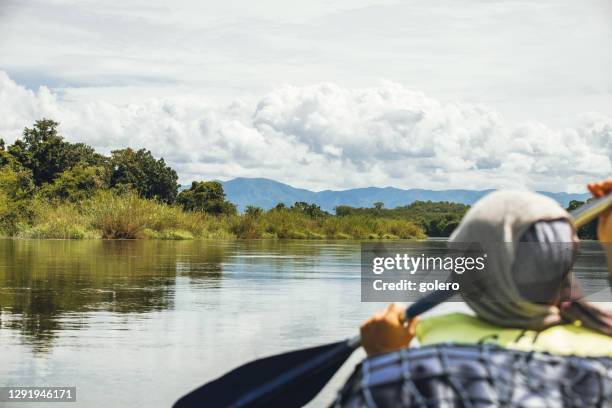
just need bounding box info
[360,303,418,356]
[587,179,612,243]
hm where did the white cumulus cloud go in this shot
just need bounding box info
[0,71,609,192]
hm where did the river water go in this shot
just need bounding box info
[0,239,608,407]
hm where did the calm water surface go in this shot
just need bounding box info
[0,239,608,407]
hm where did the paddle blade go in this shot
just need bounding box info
[173,339,355,408]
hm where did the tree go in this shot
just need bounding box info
[0,163,34,235]
[273,203,287,211]
[0,163,34,200]
[373,202,384,210]
[245,205,263,217]
[177,181,236,215]
[291,202,328,218]
[41,165,109,202]
[109,148,178,203]
[0,150,15,168]
[8,119,104,185]
[334,205,353,216]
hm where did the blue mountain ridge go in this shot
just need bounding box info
[214,177,590,213]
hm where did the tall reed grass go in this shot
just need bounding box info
[5,191,425,240]
[228,209,425,240]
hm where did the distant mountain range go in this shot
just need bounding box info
[218,177,590,212]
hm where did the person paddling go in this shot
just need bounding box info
[360,179,612,357]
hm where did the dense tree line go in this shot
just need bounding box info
[334,199,599,238]
[0,120,346,227]
[1,119,177,200]
[335,201,470,237]
[0,119,234,217]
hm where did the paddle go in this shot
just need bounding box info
[172,289,448,408]
[569,193,612,228]
[173,194,612,408]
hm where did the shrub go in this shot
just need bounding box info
[86,191,154,239]
[142,228,194,240]
[0,165,35,235]
[229,216,261,239]
[20,199,98,239]
[40,165,108,202]
[245,205,263,217]
[22,221,96,239]
[177,181,236,215]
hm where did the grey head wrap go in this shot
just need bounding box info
[450,190,612,335]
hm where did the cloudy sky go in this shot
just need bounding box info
[0,0,610,192]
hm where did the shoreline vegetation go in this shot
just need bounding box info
[16,191,427,240]
[0,119,595,240]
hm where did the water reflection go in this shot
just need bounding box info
[0,240,231,351]
[0,240,362,353]
[1,239,608,353]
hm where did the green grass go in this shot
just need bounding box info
[142,229,195,240]
[1,191,426,240]
[21,222,99,239]
[226,209,425,240]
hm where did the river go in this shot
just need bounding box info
[0,239,608,407]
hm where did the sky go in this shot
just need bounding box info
[0,0,611,192]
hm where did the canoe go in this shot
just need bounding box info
[333,344,612,407]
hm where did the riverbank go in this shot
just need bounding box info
[4,191,426,240]
[0,119,430,241]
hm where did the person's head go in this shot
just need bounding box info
[450,190,612,335]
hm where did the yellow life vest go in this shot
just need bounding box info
[416,312,612,357]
